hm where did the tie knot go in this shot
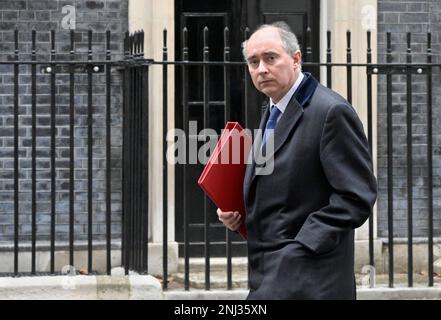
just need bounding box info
[268,105,281,122]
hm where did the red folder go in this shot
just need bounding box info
[198,122,252,239]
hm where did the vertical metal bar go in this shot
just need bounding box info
[139,31,147,274]
[426,32,434,287]
[203,26,210,290]
[326,30,332,89]
[31,29,37,275]
[123,32,130,274]
[13,29,19,276]
[127,33,135,272]
[135,32,142,272]
[162,29,169,289]
[105,30,112,275]
[386,32,394,288]
[50,29,56,274]
[132,32,138,272]
[121,32,127,271]
[130,33,136,271]
[346,30,352,104]
[243,27,249,129]
[121,33,127,270]
[130,33,136,272]
[182,27,190,290]
[224,26,232,290]
[128,34,135,272]
[406,32,413,287]
[140,30,149,274]
[132,32,139,272]
[224,27,231,123]
[122,32,132,275]
[135,31,142,272]
[243,26,250,290]
[138,31,143,273]
[131,32,138,271]
[69,29,75,269]
[366,30,374,273]
[87,29,93,274]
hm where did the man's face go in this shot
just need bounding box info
[245,27,301,103]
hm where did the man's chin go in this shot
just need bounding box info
[260,88,275,98]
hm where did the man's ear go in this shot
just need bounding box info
[292,50,302,69]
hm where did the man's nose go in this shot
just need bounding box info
[257,61,268,74]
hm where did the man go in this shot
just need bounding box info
[217,21,377,300]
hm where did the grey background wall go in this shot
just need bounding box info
[0,0,128,244]
[377,0,441,238]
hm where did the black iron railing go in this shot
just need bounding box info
[122,31,149,274]
[0,29,136,276]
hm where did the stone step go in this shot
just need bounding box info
[170,271,441,290]
[172,257,441,290]
[173,269,249,289]
[178,257,248,273]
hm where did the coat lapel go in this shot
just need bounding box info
[244,104,269,192]
[268,73,319,157]
[243,73,319,198]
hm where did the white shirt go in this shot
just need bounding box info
[269,72,304,123]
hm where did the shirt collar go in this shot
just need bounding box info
[269,72,304,114]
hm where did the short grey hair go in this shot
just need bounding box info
[242,21,300,61]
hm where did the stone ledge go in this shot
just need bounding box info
[164,289,248,300]
[357,286,441,300]
[1,275,440,299]
[0,274,163,300]
[164,287,441,300]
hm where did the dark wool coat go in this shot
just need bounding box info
[243,73,377,300]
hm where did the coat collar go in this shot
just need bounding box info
[293,72,318,108]
[244,72,319,189]
[271,72,318,156]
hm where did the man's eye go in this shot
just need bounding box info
[249,60,258,67]
[267,56,276,62]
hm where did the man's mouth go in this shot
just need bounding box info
[259,80,273,86]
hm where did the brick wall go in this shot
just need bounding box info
[377,0,441,238]
[0,0,128,244]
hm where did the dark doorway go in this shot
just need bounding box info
[174,0,320,257]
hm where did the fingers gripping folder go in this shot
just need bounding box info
[197,122,252,239]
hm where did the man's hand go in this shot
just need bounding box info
[217,208,242,231]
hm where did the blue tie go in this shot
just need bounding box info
[262,105,281,147]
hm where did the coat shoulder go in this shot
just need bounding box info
[311,84,357,116]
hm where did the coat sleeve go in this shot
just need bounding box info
[294,103,377,255]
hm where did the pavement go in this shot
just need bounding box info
[0,260,440,300]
